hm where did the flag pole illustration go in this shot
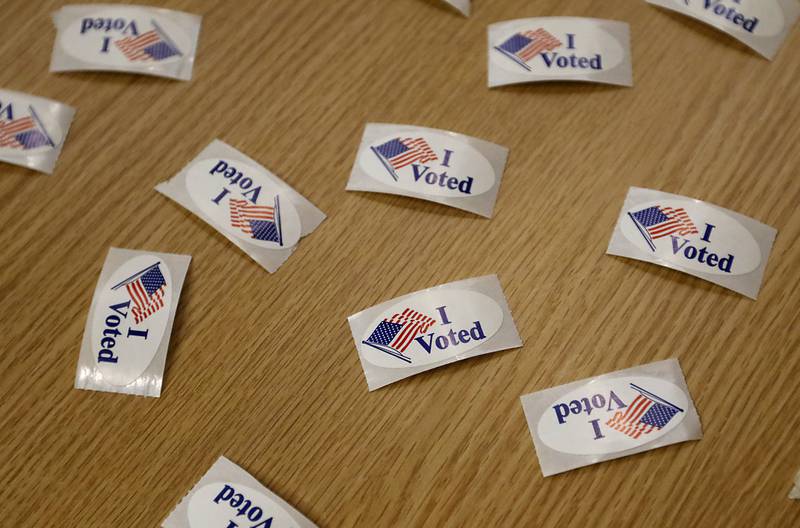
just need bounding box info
[494,29,562,71]
[370,137,438,181]
[111,262,167,324]
[229,195,283,245]
[0,106,54,150]
[115,19,182,62]
[605,383,684,439]
[274,196,282,246]
[362,308,437,363]
[628,205,699,252]
[628,212,656,251]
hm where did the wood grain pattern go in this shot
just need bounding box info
[1,0,799,526]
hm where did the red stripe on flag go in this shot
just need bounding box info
[389,138,438,169]
[115,31,160,61]
[517,29,562,62]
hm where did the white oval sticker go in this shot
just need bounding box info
[493,19,624,75]
[537,376,689,455]
[621,199,761,276]
[360,289,503,369]
[186,158,302,249]
[187,482,299,528]
[91,255,172,386]
[0,93,64,157]
[359,131,496,198]
[680,0,785,38]
[61,8,191,66]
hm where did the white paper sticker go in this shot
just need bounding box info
[348,275,522,391]
[646,0,800,59]
[346,123,509,218]
[607,187,777,299]
[75,247,190,397]
[0,88,75,174]
[521,359,703,476]
[442,0,470,16]
[488,18,633,88]
[537,377,689,456]
[92,255,173,386]
[186,159,303,250]
[50,4,202,81]
[162,456,317,528]
[790,469,800,499]
[156,140,326,273]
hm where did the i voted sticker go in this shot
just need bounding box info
[607,187,777,299]
[646,0,799,59]
[91,255,172,386]
[521,358,703,476]
[0,89,75,174]
[347,124,508,218]
[360,290,503,368]
[60,8,190,66]
[162,456,317,528]
[622,200,761,275]
[186,158,302,250]
[75,247,190,398]
[156,140,326,273]
[538,377,689,456]
[348,275,522,391]
[488,18,633,87]
[51,5,202,80]
[361,132,495,197]
[187,483,299,528]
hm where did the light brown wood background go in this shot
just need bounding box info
[1,0,798,526]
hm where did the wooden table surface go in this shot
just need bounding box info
[1,0,798,526]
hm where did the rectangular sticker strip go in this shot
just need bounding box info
[347,123,509,218]
[75,247,190,398]
[791,469,800,499]
[646,0,800,60]
[488,17,633,88]
[348,275,522,391]
[162,456,317,528]
[156,140,326,273]
[607,187,777,299]
[50,4,202,81]
[0,88,75,174]
[521,358,702,477]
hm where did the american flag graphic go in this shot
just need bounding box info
[606,384,683,439]
[112,263,167,325]
[362,308,438,363]
[370,137,437,181]
[114,21,181,62]
[628,205,699,251]
[0,113,53,150]
[494,28,562,71]
[229,196,283,245]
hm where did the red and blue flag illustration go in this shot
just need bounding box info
[115,20,181,62]
[362,308,437,363]
[229,196,283,245]
[111,263,167,325]
[370,137,437,181]
[628,205,699,251]
[0,106,54,150]
[605,383,683,439]
[494,28,562,71]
